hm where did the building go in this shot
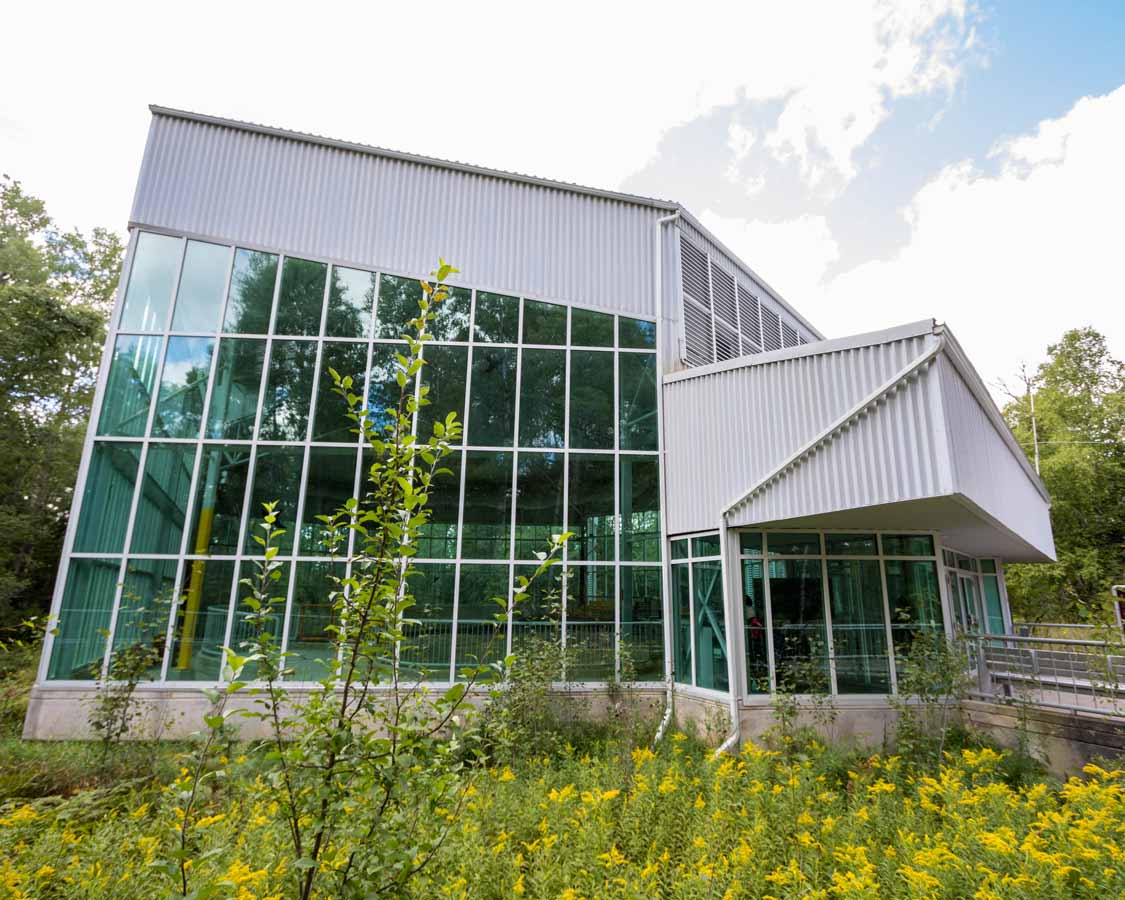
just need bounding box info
[24,107,1054,739]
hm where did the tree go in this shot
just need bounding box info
[1002,328,1125,622]
[0,175,122,625]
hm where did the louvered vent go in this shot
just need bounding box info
[680,237,711,308]
[683,299,715,366]
[797,333,807,345]
[782,321,799,348]
[715,323,740,361]
[710,264,737,328]
[762,307,782,352]
[737,283,761,347]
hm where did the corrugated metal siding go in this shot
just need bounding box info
[132,114,664,316]
[938,355,1055,558]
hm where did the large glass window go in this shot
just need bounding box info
[274,257,327,336]
[326,266,375,338]
[47,558,120,680]
[109,558,178,681]
[619,316,656,349]
[513,452,563,560]
[769,558,828,692]
[827,559,890,693]
[620,456,660,562]
[186,445,252,556]
[98,334,161,436]
[621,567,663,681]
[287,561,343,681]
[366,342,402,435]
[430,286,471,342]
[223,249,278,334]
[375,274,420,340]
[569,350,614,449]
[259,340,317,441]
[619,353,657,451]
[455,564,509,671]
[72,442,141,553]
[460,452,513,559]
[299,447,358,555]
[228,561,290,680]
[693,560,728,691]
[567,566,615,680]
[523,300,566,345]
[467,347,516,446]
[167,560,236,681]
[206,338,266,440]
[982,571,1005,634]
[171,240,230,332]
[511,563,564,658]
[417,345,468,441]
[671,563,692,684]
[571,309,614,347]
[517,349,565,447]
[473,292,519,343]
[568,455,615,562]
[243,447,304,555]
[152,336,214,439]
[312,342,367,442]
[417,452,461,560]
[131,443,197,555]
[884,560,943,661]
[120,232,181,331]
[406,563,456,679]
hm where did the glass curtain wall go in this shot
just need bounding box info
[48,231,663,684]
[669,535,729,691]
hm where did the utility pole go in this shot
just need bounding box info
[1022,364,1040,475]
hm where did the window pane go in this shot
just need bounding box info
[569,350,614,449]
[769,558,829,692]
[110,558,177,681]
[405,563,457,679]
[244,446,304,554]
[739,532,762,555]
[187,445,252,556]
[455,563,509,672]
[621,567,663,681]
[259,339,317,441]
[98,334,161,436]
[767,533,821,556]
[47,558,119,680]
[619,353,657,451]
[172,240,229,332]
[418,345,467,441]
[671,539,688,560]
[825,533,877,556]
[367,342,404,436]
[882,534,935,556]
[430,286,471,342]
[619,317,656,349]
[511,563,564,659]
[287,561,344,681]
[883,560,943,661]
[152,336,214,438]
[517,348,565,448]
[692,534,722,557]
[693,560,728,691]
[131,443,197,555]
[228,561,290,680]
[473,291,519,343]
[461,451,513,559]
[274,257,327,335]
[514,452,563,560]
[417,451,461,560]
[167,559,235,681]
[620,456,660,562]
[742,559,769,693]
[312,342,367,442]
[982,576,1005,634]
[326,266,375,337]
[568,565,615,681]
[671,563,691,684]
[375,273,420,340]
[73,442,141,553]
[567,454,614,562]
[223,248,278,334]
[299,447,358,555]
[980,559,997,574]
[523,299,566,345]
[828,560,890,693]
[206,338,266,440]
[120,232,180,331]
[571,308,614,347]
[467,347,516,446]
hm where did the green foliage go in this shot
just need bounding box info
[889,630,971,765]
[0,619,43,736]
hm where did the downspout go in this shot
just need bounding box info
[652,208,680,745]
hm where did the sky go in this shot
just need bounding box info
[3,0,1123,397]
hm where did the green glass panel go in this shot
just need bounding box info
[460,452,513,559]
[621,567,663,681]
[244,446,304,554]
[568,566,615,681]
[517,348,565,448]
[287,561,344,681]
[98,334,161,436]
[405,563,456,679]
[206,338,266,440]
[47,558,120,680]
[671,563,691,684]
[514,452,563,560]
[171,240,230,332]
[430,285,471,342]
[326,266,375,337]
[671,539,689,560]
[417,451,462,560]
[312,342,368,442]
[828,559,890,694]
[567,454,614,562]
[522,299,566,345]
[742,559,769,693]
[982,576,1005,634]
[467,347,516,446]
[167,559,235,681]
[376,273,421,339]
[739,532,763,555]
[571,308,614,347]
[569,350,614,448]
[882,534,935,556]
[620,456,660,562]
[473,291,519,343]
[119,232,180,331]
[259,339,317,441]
[131,443,197,555]
[883,560,943,660]
[299,447,358,555]
[980,559,997,574]
[110,558,178,681]
[274,257,327,335]
[825,533,877,555]
[151,336,214,438]
[619,353,657,451]
[418,345,467,441]
[767,532,821,556]
[222,248,278,334]
[619,317,656,349]
[693,560,728,691]
[228,561,290,680]
[511,563,564,657]
[73,442,141,553]
[692,534,722,557]
[186,445,253,556]
[455,563,509,672]
[769,558,829,693]
[367,342,405,436]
